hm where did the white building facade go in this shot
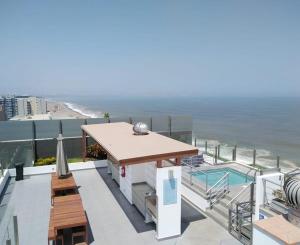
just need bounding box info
[16,96,47,116]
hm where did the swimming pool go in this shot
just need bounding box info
[191,168,253,187]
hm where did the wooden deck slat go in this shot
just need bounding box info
[51,173,77,192]
[53,194,81,203]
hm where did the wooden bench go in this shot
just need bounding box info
[49,194,88,244]
[51,173,78,205]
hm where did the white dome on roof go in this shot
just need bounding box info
[133,122,149,135]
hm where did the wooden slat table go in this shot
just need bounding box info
[51,173,78,204]
[49,194,88,244]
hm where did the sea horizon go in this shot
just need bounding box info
[48,96,300,171]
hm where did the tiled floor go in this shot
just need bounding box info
[0,168,237,245]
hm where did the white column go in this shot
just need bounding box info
[156,165,181,239]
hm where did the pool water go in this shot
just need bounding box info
[192,168,253,187]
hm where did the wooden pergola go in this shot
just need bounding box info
[81,122,198,168]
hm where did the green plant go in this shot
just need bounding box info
[104,112,110,120]
[35,157,56,166]
[87,143,107,160]
[272,189,286,202]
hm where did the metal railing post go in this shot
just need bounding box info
[168,116,172,136]
[189,165,193,185]
[253,148,256,166]
[228,209,232,232]
[214,146,218,164]
[13,216,19,245]
[250,183,254,213]
[194,138,197,147]
[217,145,221,159]
[232,145,237,161]
[0,161,4,176]
[277,156,280,169]
[205,141,208,154]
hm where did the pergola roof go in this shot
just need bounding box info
[81,122,198,165]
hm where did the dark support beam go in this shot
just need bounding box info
[82,130,87,162]
[175,157,181,166]
[156,160,162,168]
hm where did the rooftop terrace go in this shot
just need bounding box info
[0,167,237,245]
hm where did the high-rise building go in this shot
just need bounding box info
[29,96,47,115]
[0,95,47,119]
[0,95,17,119]
[15,96,47,116]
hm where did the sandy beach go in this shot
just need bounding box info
[47,101,90,119]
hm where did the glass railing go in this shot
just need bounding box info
[0,204,18,245]
[0,116,193,172]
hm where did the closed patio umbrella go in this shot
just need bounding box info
[56,134,70,178]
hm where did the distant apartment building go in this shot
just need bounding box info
[0,95,17,120]
[15,96,47,116]
[0,95,47,120]
[0,105,7,121]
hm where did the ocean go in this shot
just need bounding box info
[51,96,300,170]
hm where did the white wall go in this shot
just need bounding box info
[145,162,156,188]
[8,160,107,177]
[253,227,282,245]
[119,165,133,203]
[181,184,209,211]
[119,162,156,204]
[255,173,284,221]
[0,170,10,195]
[156,166,181,240]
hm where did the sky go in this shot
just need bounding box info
[0,0,299,97]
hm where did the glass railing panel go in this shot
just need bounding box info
[0,204,16,245]
[34,120,60,139]
[35,138,82,163]
[61,119,86,137]
[0,121,33,141]
[152,116,170,133]
[109,117,131,123]
[170,116,193,144]
[170,116,192,132]
[0,140,34,169]
[35,139,57,160]
[86,118,107,124]
[169,131,192,144]
[63,138,82,159]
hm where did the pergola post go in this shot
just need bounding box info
[175,157,181,166]
[156,160,162,168]
[82,130,87,162]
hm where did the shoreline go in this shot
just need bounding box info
[47,100,101,119]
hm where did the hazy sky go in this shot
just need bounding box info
[0,1,299,97]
